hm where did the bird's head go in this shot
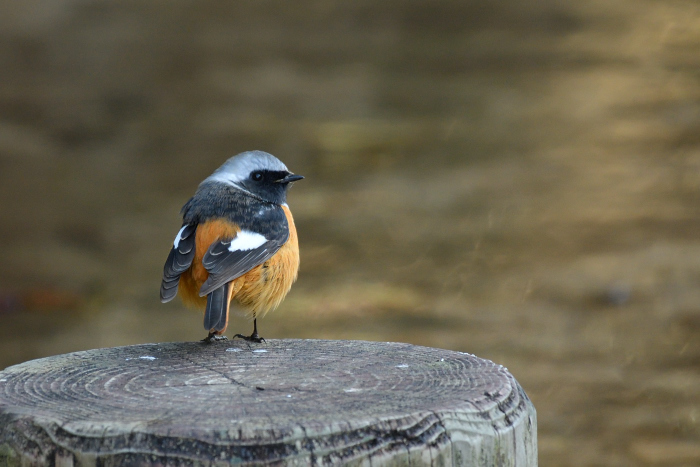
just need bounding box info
[204,150,303,205]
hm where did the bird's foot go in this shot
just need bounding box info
[202,333,228,343]
[233,332,265,343]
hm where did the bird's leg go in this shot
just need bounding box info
[233,318,266,343]
[250,318,265,342]
[202,332,228,343]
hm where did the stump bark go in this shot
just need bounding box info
[0,339,537,466]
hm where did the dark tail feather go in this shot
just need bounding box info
[203,282,230,334]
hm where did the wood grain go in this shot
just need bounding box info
[0,340,537,466]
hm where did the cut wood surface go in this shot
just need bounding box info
[0,339,537,466]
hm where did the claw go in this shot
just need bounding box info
[232,318,265,343]
[233,333,265,343]
[202,333,228,343]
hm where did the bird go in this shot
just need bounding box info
[160,150,302,343]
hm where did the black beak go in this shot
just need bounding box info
[277,173,304,184]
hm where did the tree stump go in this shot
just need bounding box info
[0,340,537,466]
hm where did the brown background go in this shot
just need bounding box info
[1,1,699,465]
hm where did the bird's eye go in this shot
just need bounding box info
[251,171,263,182]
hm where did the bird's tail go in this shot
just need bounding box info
[203,282,231,335]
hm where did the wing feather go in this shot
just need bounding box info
[198,227,288,297]
[160,224,197,303]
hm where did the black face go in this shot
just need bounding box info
[239,170,300,204]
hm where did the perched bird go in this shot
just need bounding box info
[160,151,302,342]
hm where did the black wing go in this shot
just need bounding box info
[160,224,197,303]
[198,227,289,297]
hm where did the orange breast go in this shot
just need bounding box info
[178,206,300,317]
[234,205,300,318]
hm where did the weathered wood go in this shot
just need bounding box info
[0,340,537,466]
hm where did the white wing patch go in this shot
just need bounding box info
[228,230,267,252]
[173,225,188,248]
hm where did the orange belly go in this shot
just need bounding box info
[178,206,300,318]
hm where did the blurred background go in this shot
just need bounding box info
[1,0,699,465]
